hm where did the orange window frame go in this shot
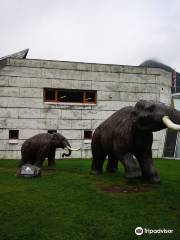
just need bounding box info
[44,89,97,104]
[83,91,97,104]
[43,88,58,102]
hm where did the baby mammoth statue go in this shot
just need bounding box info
[91,99,180,183]
[18,133,80,169]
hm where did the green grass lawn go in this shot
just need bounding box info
[0,159,180,240]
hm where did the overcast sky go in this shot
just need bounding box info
[0,0,180,71]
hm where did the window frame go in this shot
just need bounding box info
[83,91,97,104]
[43,89,58,102]
[44,88,97,105]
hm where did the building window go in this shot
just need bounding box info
[44,89,56,101]
[84,130,93,139]
[44,88,97,104]
[48,130,57,134]
[58,90,83,103]
[84,91,96,103]
[9,130,19,139]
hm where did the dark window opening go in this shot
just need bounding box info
[48,130,57,134]
[44,89,56,101]
[84,130,93,139]
[9,130,19,139]
[58,90,83,103]
[44,88,97,104]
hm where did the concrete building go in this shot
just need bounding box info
[0,50,172,159]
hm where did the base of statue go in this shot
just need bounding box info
[16,164,41,178]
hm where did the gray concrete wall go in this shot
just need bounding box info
[0,58,172,159]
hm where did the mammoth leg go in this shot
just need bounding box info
[34,151,46,168]
[91,147,107,175]
[18,157,28,168]
[34,159,44,168]
[17,156,28,176]
[106,154,119,173]
[135,150,160,184]
[18,150,32,168]
[121,154,142,179]
[48,150,56,169]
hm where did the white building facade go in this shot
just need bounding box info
[0,53,172,159]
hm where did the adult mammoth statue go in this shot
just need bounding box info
[91,100,180,183]
[18,133,80,169]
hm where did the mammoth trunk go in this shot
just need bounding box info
[62,145,81,157]
[62,143,72,157]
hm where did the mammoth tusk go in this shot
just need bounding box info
[162,116,180,131]
[65,146,80,151]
